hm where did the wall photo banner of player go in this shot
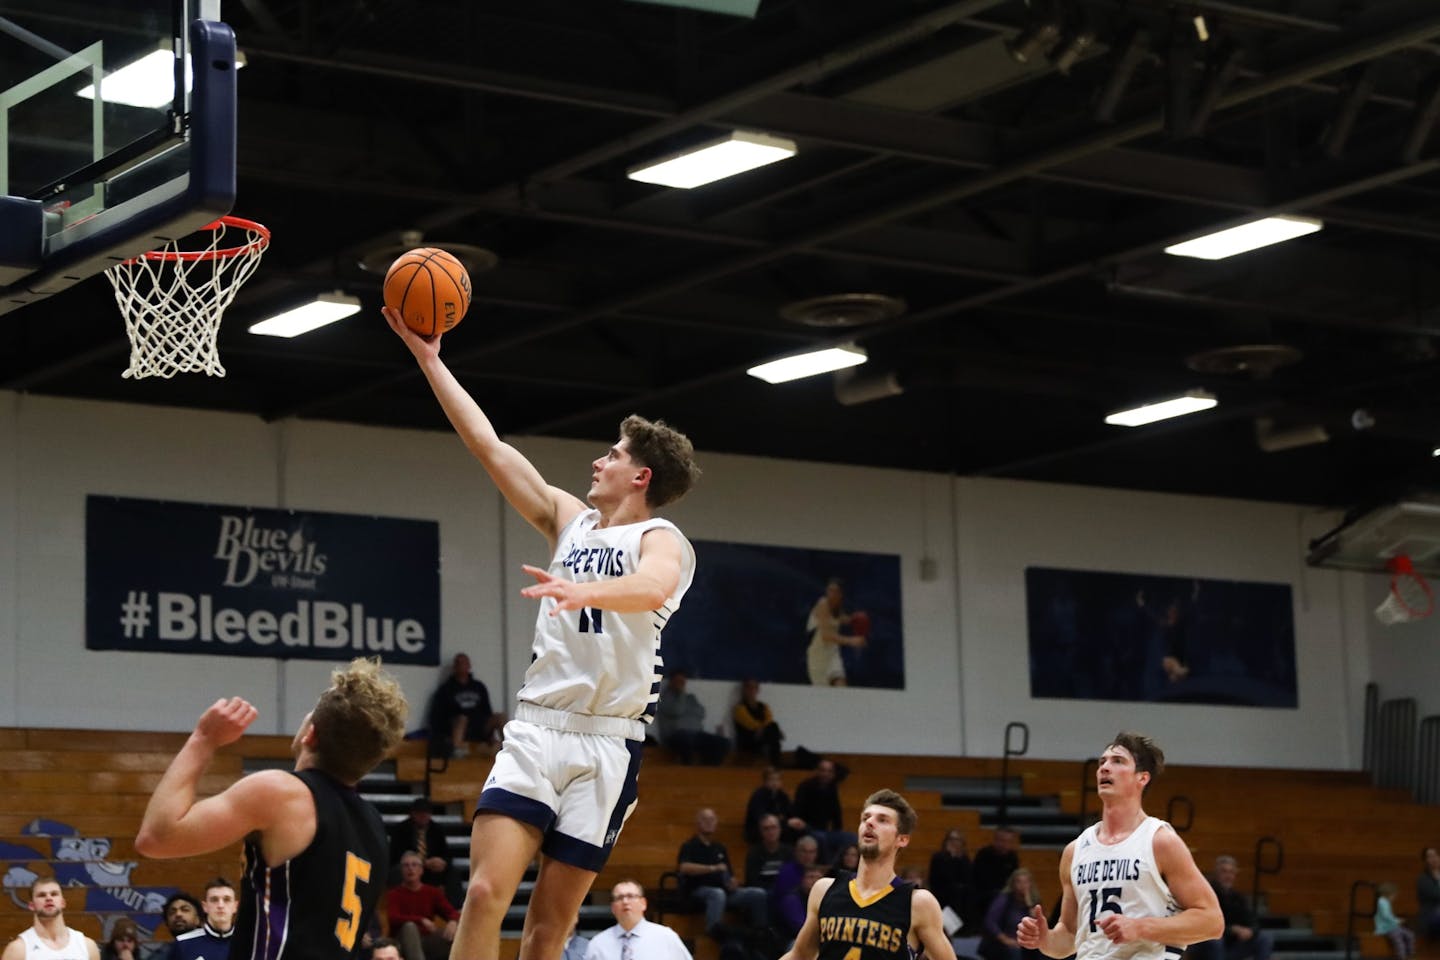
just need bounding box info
[664,540,904,688]
[1025,566,1297,707]
[85,495,440,664]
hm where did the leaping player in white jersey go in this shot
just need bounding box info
[386,307,702,960]
[1018,732,1222,960]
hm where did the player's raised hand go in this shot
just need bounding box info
[381,306,442,358]
[1017,904,1049,949]
[193,697,257,747]
[519,563,589,614]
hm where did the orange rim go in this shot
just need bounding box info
[136,215,271,263]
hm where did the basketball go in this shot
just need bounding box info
[384,247,471,337]
[850,610,871,637]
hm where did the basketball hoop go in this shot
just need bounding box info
[1373,555,1435,626]
[104,216,270,379]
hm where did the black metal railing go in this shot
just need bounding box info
[1345,880,1378,960]
[1252,835,1283,919]
[1417,716,1440,805]
[998,721,1030,827]
[1166,794,1194,833]
[1375,698,1418,791]
[1362,682,1378,776]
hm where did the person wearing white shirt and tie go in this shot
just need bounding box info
[585,881,692,960]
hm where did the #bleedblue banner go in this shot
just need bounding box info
[1026,566,1297,707]
[87,496,440,664]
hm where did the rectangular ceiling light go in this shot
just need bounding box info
[249,293,362,338]
[628,131,797,189]
[77,49,192,109]
[1105,389,1217,426]
[1164,215,1323,260]
[747,345,866,384]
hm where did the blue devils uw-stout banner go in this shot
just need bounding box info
[86,495,440,664]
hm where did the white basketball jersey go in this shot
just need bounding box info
[516,509,695,726]
[1071,817,1182,960]
[18,927,92,960]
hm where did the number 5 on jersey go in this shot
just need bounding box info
[336,851,372,950]
[1088,886,1123,931]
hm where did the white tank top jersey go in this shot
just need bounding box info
[17,927,92,960]
[1071,816,1182,960]
[516,509,696,726]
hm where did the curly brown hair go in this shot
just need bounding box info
[310,657,409,783]
[1108,731,1165,792]
[620,414,700,508]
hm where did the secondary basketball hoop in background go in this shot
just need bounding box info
[103,215,269,379]
[1374,555,1435,626]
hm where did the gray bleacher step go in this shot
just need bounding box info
[907,776,1025,794]
[1269,927,1318,941]
[963,805,1071,824]
[503,903,612,927]
[382,812,466,827]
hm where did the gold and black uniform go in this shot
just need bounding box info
[817,877,915,960]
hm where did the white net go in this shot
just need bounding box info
[1374,573,1435,625]
[104,217,270,379]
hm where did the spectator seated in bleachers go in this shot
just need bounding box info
[1377,882,1416,960]
[770,834,820,916]
[978,868,1040,960]
[828,844,859,879]
[100,919,141,960]
[385,850,459,960]
[744,814,792,896]
[388,796,453,897]
[1418,847,1440,941]
[743,767,801,846]
[776,865,827,941]
[929,828,976,932]
[1188,855,1273,960]
[428,653,506,759]
[971,827,1020,927]
[790,759,855,860]
[731,678,783,767]
[676,808,768,939]
[655,670,730,765]
[148,893,202,960]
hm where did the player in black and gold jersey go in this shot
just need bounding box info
[136,658,409,960]
[783,789,956,960]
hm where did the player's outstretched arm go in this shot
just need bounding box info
[1020,841,1079,958]
[383,306,583,543]
[136,698,311,859]
[912,888,960,960]
[521,526,684,614]
[779,877,832,960]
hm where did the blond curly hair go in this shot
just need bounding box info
[310,657,409,783]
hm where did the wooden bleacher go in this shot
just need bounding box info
[1,729,1435,960]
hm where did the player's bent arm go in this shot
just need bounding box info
[911,888,960,960]
[86,938,100,960]
[529,527,685,613]
[1023,841,1079,958]
[136,768,310,859]
[779,877,833,960]
[1,938,23,960]
[1139,827,1224,945]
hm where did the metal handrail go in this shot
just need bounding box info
[1165,794,1194,833]
[1345,880,1378,960]
[998,721,1030,827]
[1252,836,1284,919]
